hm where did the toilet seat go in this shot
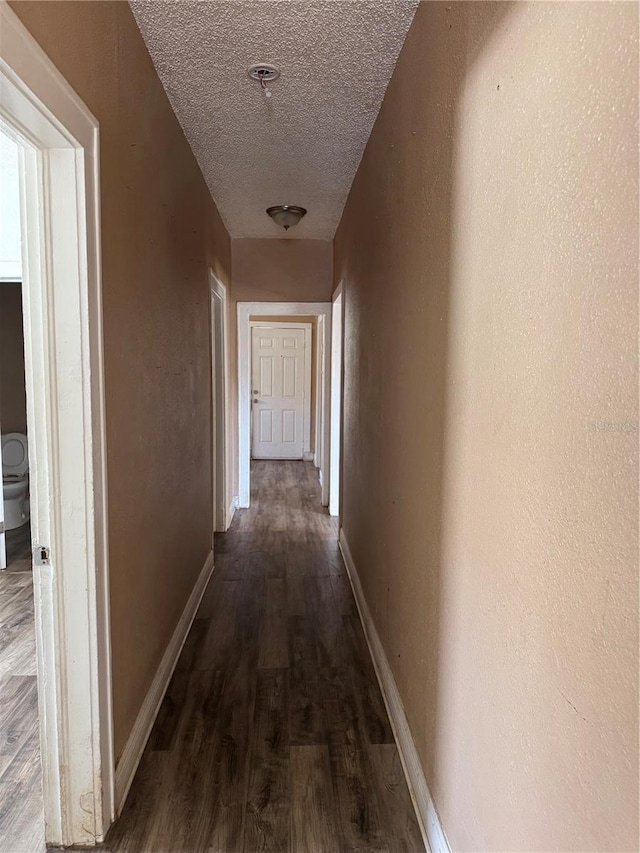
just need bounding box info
[2,432,29,478]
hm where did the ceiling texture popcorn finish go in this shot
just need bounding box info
[129,0,418,239]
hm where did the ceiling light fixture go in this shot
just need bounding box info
[266,205,307,230]
[248,63,280,99]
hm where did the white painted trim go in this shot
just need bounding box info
[313,317,324,471]
[317,314,330,506]
[303,451,315,462]
[0,5,113,845]
[250,320,313,458]
[209,270,230,532]
[227,495,239,529]
[238,301,332,508]
[115,550,214,814]
[339,529,450,853]
[329,283,344,517]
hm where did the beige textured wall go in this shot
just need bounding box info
[10,1,231,760]
[334,3,639,851]
[0,284,27,434]
[232,238,332,303]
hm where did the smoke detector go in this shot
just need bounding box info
[248,63,280,98]
[248,63,280,83]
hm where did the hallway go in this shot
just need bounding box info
[104,461,423,852]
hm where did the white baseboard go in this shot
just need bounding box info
[339,530,450,853]
[114,550,215,814]
[303,450,315,462]
[227,495,239,529]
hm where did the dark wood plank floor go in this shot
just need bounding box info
[104,461,424,852]
[0,544,45,853]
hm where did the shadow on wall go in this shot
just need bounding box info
[335,1,638,850]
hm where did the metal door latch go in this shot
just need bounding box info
[33,546,51,566]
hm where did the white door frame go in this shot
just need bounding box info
[238,301,332,507]
[329,282,344,517]
[209,270,231,531]
[313,321,323,470]
[250,321,313,460]
[0,5,113,847]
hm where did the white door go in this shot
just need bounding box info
[251,326,306,459]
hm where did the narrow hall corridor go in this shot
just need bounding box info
[103,461,424,852]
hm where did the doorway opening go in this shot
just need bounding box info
[1,5,113,846]
[0,124,43,853]
[237,301,332,508]
[1,131,31,571]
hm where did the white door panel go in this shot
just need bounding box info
[251,326,306,459]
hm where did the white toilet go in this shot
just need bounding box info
[2,432,30,530]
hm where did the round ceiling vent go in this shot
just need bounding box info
[248,63,280,83]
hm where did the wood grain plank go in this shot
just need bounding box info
[243,669,289,852]
[288,615,326,746]
[148,617,209,751]
[306,575,344,670]
[196,580,241,670]
[343,616,394,745]
[0,676,38,730]
[329,573,358,617]
[290,745,339,853]
[367,744,425,851]
[258,579,288,669]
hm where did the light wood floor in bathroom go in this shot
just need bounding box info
[0,522,45,853]
[102,461,424,852]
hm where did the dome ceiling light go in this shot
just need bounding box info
[266,205,307,230]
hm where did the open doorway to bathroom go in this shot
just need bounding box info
[1,6,113,846]
[0,127,42,852]
[1,131,31,573]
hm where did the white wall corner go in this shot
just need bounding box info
[227,495,239,529]
[114,550,214,814]
[338,529,451,853]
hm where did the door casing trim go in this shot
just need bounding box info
[329,282,344,517]
[0,4,113,845]
[210,270,231,531]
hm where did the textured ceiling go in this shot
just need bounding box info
[130,1,418,239]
